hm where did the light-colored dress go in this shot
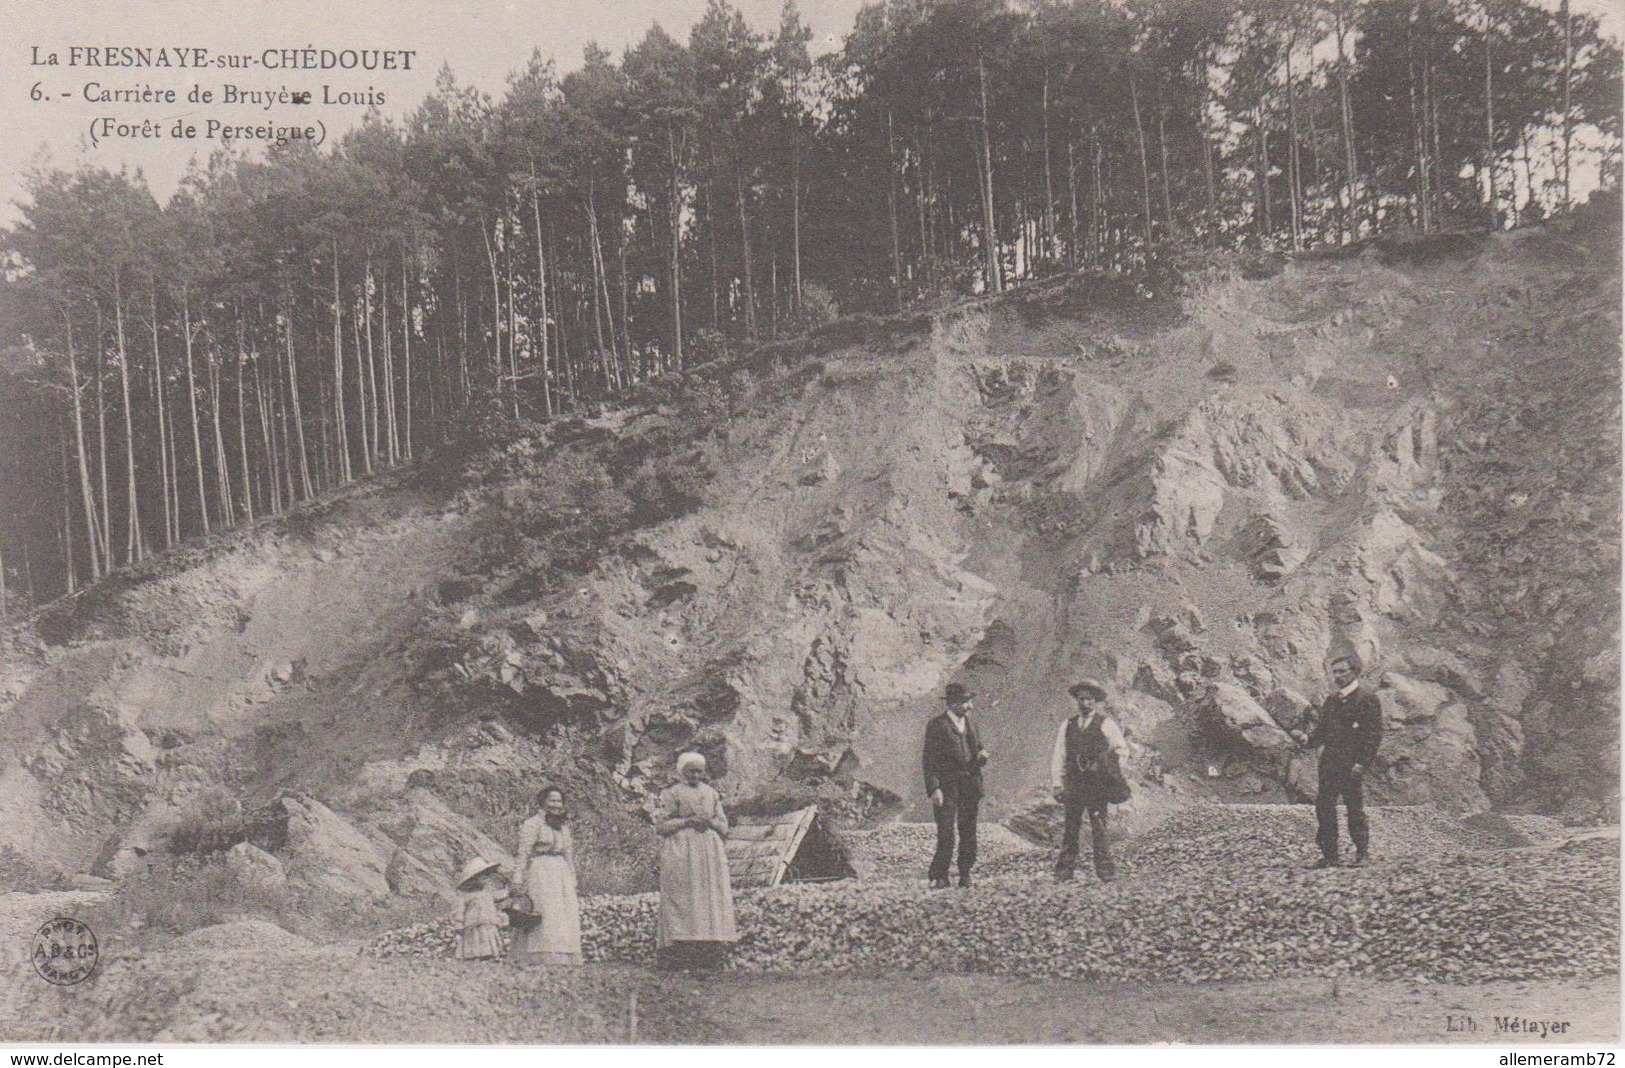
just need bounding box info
[455,888,505,960]
[656,781,738,948]
[515,816,582,965]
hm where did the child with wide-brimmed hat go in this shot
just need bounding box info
[453,857,509,961]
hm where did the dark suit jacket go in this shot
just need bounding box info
[923,712,985,801]
[1309,684,1383,769]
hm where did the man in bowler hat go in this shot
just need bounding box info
[1292,654,1383,868]
[923,682,989,888]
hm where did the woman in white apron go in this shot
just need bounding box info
[655,752,737,969]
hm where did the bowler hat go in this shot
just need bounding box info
[944,682,974,705]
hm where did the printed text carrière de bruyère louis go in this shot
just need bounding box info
[28,45,417,145]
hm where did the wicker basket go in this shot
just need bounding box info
[503,892,542,928]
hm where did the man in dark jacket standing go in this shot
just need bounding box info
[923,682,989,888]
[1293,654,1383,868]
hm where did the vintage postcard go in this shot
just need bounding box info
[0,0,1619,1050]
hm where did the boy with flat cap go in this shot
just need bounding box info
[923,682,989,888]
[1050,679,1129,882]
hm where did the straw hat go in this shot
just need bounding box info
[1068,678,1108,701]
[456,857,501,891]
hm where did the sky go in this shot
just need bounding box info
[0,0,1618,224]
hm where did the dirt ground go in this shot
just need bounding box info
[3,941,1615,1045]
[683,972,1621,1044]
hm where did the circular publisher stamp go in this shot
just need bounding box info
[31,917,99,986]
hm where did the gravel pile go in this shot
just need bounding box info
[174,920,311,954]
[369,805,1618,983]
[369,919,463,959]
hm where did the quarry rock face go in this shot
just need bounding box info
[0,229,1614,892]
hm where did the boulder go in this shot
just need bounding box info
[1379,673,1453,723]
[1263,688,1315,733]
[1132,659,1183,707]
[379,787,516,890]
[1202,682,1295,755]
[1284,750,1320,802]
[1581,646,1620,687]
[1400,647,1486,699]
[1469,706,1526,802]
[1244,512,1309,582]
[279,794,390,902]
[1390,704,1489,812]
[385,846,449,900]
[224,841,287,890]
[1229,654,1275,697]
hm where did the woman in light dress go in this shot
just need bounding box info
[655,751,737,969]
[514,786,582,966]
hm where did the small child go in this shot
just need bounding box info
[453,858,509,961]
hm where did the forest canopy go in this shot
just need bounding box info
[1,0,1618,609]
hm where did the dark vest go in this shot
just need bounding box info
[1064,715,1110,789]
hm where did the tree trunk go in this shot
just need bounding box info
[791,131,803,306]
[112,273,141,562]
[586,188,612,392]
[258,352,281,514]
[1201,112,1219,242]
[1336,5,1360,241]
[1155,81,1175,234]
[886,111,905,311]
[182,296,210,536]
[1285,37,1304,251]
[148,283,174,549]
[735,166,758,341]
[381,270,399,464]
[1484,1,1499,228]
[1561,0,1573,210]
[526,174,554,416]
[1042,68,1058,262]
[63,313,102,580]
[235,319,255,522]
[208,338,235,528]
[1130,74,1155,252]
[332,248,352,483]
[1257,106,1273,241]
[1067,137,1082,267]
[402,248,415,453]
[93,304,111,566]
[668,129,685,369]
[977,53,1004,293]
[479,211,505,394]
[363,258,381,468]
[285,301,314,499]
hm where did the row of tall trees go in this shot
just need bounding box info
[1,0,1618,609]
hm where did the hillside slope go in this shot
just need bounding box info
[0,219,1617,905]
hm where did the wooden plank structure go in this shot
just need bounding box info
[724,805,848,888]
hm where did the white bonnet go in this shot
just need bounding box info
[676,751,707,773]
